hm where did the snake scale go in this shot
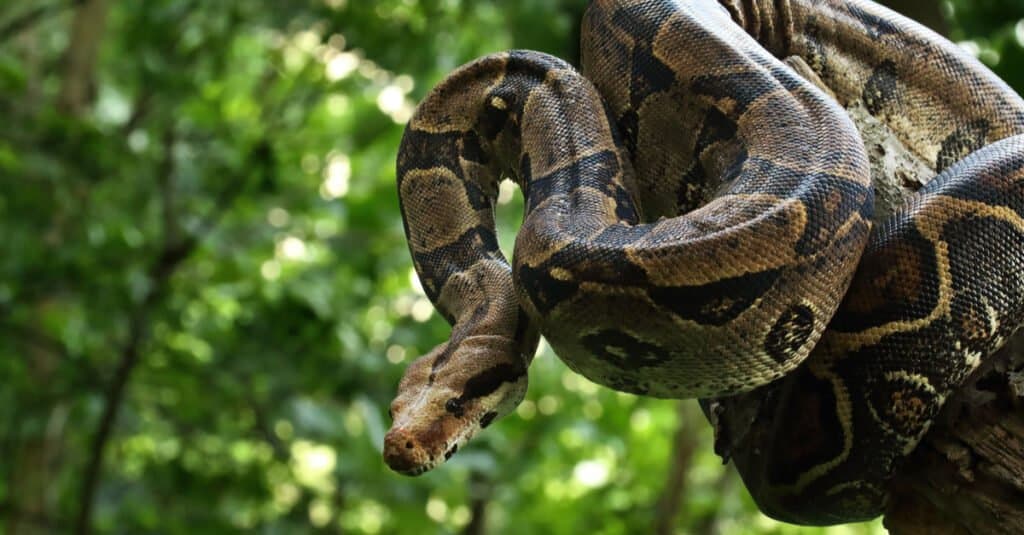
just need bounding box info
[384,0,1024,524]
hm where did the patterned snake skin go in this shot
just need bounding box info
[383,0,1024,524]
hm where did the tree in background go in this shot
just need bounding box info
[0,1,1020,533]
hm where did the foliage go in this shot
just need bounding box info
[0,1,1017,533]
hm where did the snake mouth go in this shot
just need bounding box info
[383,427,447,476]
[384,448,442,477]
[384,419,473,476]
[394,464,432,477]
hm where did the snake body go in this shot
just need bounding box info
[385,0,1024,524]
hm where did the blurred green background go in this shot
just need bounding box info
[1,1,1021,533]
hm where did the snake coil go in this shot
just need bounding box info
[385,0,1024,524]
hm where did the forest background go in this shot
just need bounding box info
[2,1,1021,533]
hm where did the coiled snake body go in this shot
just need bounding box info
[385,0,1024,524]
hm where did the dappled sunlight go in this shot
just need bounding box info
[277,236,308,260]
[573,458,611,488]
[266,207,290,227]
[290,440,337,492]
[385,344,407,364]
[321,153,351,199]
[326,51,360,81]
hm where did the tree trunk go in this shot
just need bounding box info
[4,304,70,535]
[707,55,1024,534]
[653,402,701,535]
[885,341,1024,534]
[58,0,108,115]
[796,53,1024,535]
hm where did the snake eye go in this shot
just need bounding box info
[445,398,465,417]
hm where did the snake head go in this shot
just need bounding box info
[383,335,528,476]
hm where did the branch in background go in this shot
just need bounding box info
[879,0,948,35]
[705,54,1024,534]
[691,467,739,534]
[0,2,68,44]
[157,128,179,248]
[461,471,492,535]
[120,91,153,136]
[654,401,699,535]
[72,132,258,535]
[0,318,102,385]
[57,0,109,115]
[0,502,69,533]
[886,339,1024,535]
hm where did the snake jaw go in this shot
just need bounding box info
[384,335,529,476]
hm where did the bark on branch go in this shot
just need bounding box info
[709,56,1024,534]
[58,0,109,115]
[818,54,1024,534]
[885,342,1024,534]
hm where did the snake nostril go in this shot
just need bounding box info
[405,441,414,449]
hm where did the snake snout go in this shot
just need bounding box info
[383,428,431,475]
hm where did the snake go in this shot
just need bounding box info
[383,0,1024,525]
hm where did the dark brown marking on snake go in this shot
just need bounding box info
[603,101,629,150]
[648,268,783,326]
[524,150,637,221]
[831,223,939,332]
[765,367,846,487]
[938,163,1024,219]
[396,129,466,185]
[793,179,873,256]
[610,4,677,110]
[862,60,898,115]
[691,69,780,114]
[677,107,746,211]
[606,375,649,396]
[866,375,940,439]
[516,263,580,315]
[463,181,491,211]
[581,329,673,369]
[412,225,502,303]
[697,105,739,152]
[617,109,640,157]
[480,411,498,428]
[765,304,815,364]
[512,307,537,354]
[800,16,831,79]
[460,128,490,166]
[936,119,990,172]
[846,3,900,39]
[459,362,527,401]
[943,214,1024,347]
[729,157,873,256]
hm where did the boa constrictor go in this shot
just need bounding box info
[384,0,1024,524]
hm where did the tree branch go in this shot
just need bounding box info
[57,0,109,115]
[654,402,699,535]
[461,471,492,535]
[705,56,1024,533]
[0,501,70,533]
[0,2,68,44]
[885,340,1024,534]
[72,131,257,535]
